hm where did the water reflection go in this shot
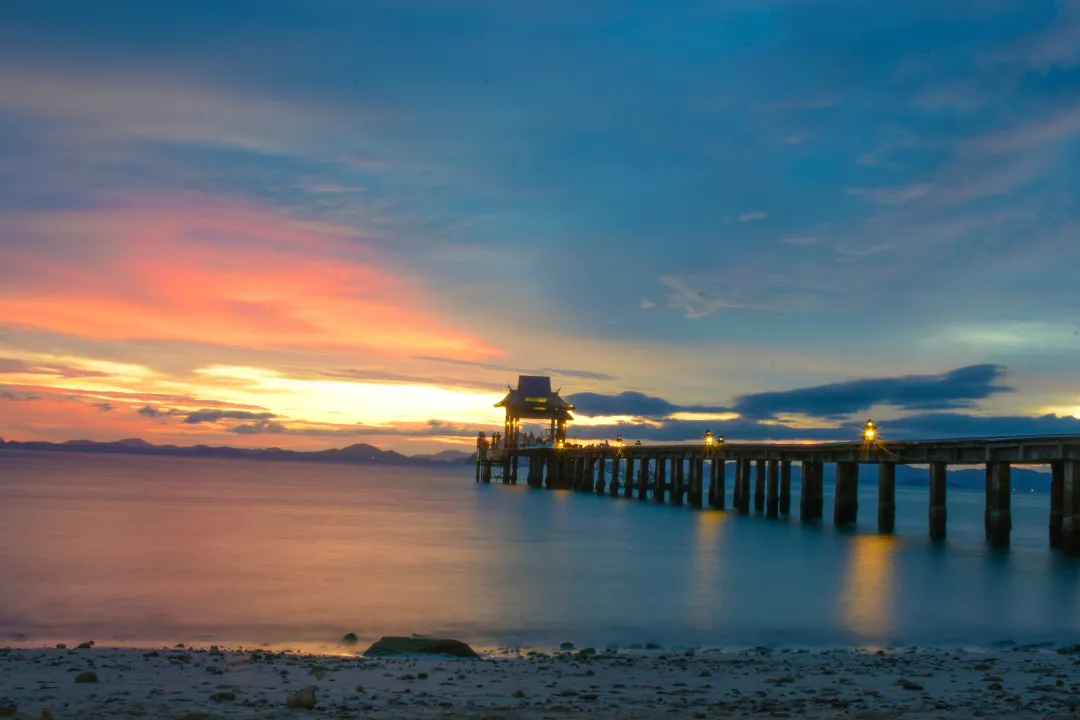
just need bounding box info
[690,511,727,627]
[840,534,896,638]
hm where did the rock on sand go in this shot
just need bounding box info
[363,636,478,658]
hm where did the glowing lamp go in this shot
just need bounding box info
[615,434,624,447]
[863,419,877,442]
[556,440,565,450]
[704,429,715,446]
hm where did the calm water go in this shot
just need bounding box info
[2,449,1079,652]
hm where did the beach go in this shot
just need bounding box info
[2,642,1079,720]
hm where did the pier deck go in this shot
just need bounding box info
[476,435,1080,554]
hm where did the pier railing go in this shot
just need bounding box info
[475,435,1080,555]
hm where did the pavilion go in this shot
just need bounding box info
[494,375,574,447]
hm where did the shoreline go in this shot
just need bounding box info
[2,642,1078,719]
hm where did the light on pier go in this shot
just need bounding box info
[704,429,714,446]
[863,419,877,442]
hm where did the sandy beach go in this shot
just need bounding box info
[2,641,1078,720]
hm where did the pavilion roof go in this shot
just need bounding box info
[495,375,575,418]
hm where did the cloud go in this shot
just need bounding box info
[412,356,615,382]
[183,409,278,425]
[781,236,820,246]
[738,212,767,222]
[0,357,112,379]
[0,66,356,158]
[563,391,730,419]
[95,403,114,412]
[638,298,657,309]
[563,391,682,419]
[231,419,288,435]
[137,405,182,418]
[961,103,1080,155]
[0,199,497,359]
[846,184,933,206]
[732,364,1011,420]
[659,275,730,319]
[659,272,822,319]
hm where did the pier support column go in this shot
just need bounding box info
[1062,461,1080,555]
[654,457,667,503]
[833,462,859,527]
[929,461,947,541]
[799,461,814,521]
[636,457,649,500]
[623,457,635,499]
[812,462,825,519]
[511,455,519,484]
[709,459,726,509]
[732,459,743,509]
[609,456,620,497]
[877,462,896,534]
[754,460,766,512]
[1050,461,1064,549]
[985,461,1010,549]
[737,459,752,514]
[689,457,704,508]
[671,457,684,506]
[779,461,791,515]
[766,460,780,518]
[595,456,606,494]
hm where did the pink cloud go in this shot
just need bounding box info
[0,198,499,359]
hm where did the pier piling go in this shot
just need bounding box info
[623,456,635,499]
[834,462,859,527]
[595,456,606,494]
[1063,461,1080,555]
[779,460,791,515]
[710,459,726,509]
[1050,461,1064,549]
[878,462,896,534]
[985,461,1011,549]
[654,457,667,503]
[671,457,684,506]
[737,459,751,514]
[689,457,704,507]
[929,462,947,540]
[765,459,779,518]
[754,460,766,513]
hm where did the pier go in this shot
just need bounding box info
[477,376,1080,554]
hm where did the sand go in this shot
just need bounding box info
[1,642,1079,719]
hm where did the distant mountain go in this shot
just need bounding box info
[411,449,474,463]
[0,437,470,468]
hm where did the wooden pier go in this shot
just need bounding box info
[477,435,1080,553]
[476,375,1080,553]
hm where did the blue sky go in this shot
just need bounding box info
[1,0,1079,450]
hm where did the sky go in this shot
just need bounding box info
[2,0,1080,453]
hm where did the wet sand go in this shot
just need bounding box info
[2,642,1079,719]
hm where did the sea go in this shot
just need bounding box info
[2,449,1079,653]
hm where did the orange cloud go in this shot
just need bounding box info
[0,198,499,358]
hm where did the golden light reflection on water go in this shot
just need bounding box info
[840,534,897,638]
[690,509,728,626]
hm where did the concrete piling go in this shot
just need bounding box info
[779,460,791,515]
[833,462,859,527]
[710,459,726,509]
[877,462,895,534]
[754,459,766,513]
[766,459,779,518]
[1050,461,1064,549]
[1062,461,1080,555]
[929,461,947,540]
[984,461,1010,549]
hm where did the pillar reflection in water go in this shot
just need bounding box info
[840,534,897,639]
[690,511,727,627]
